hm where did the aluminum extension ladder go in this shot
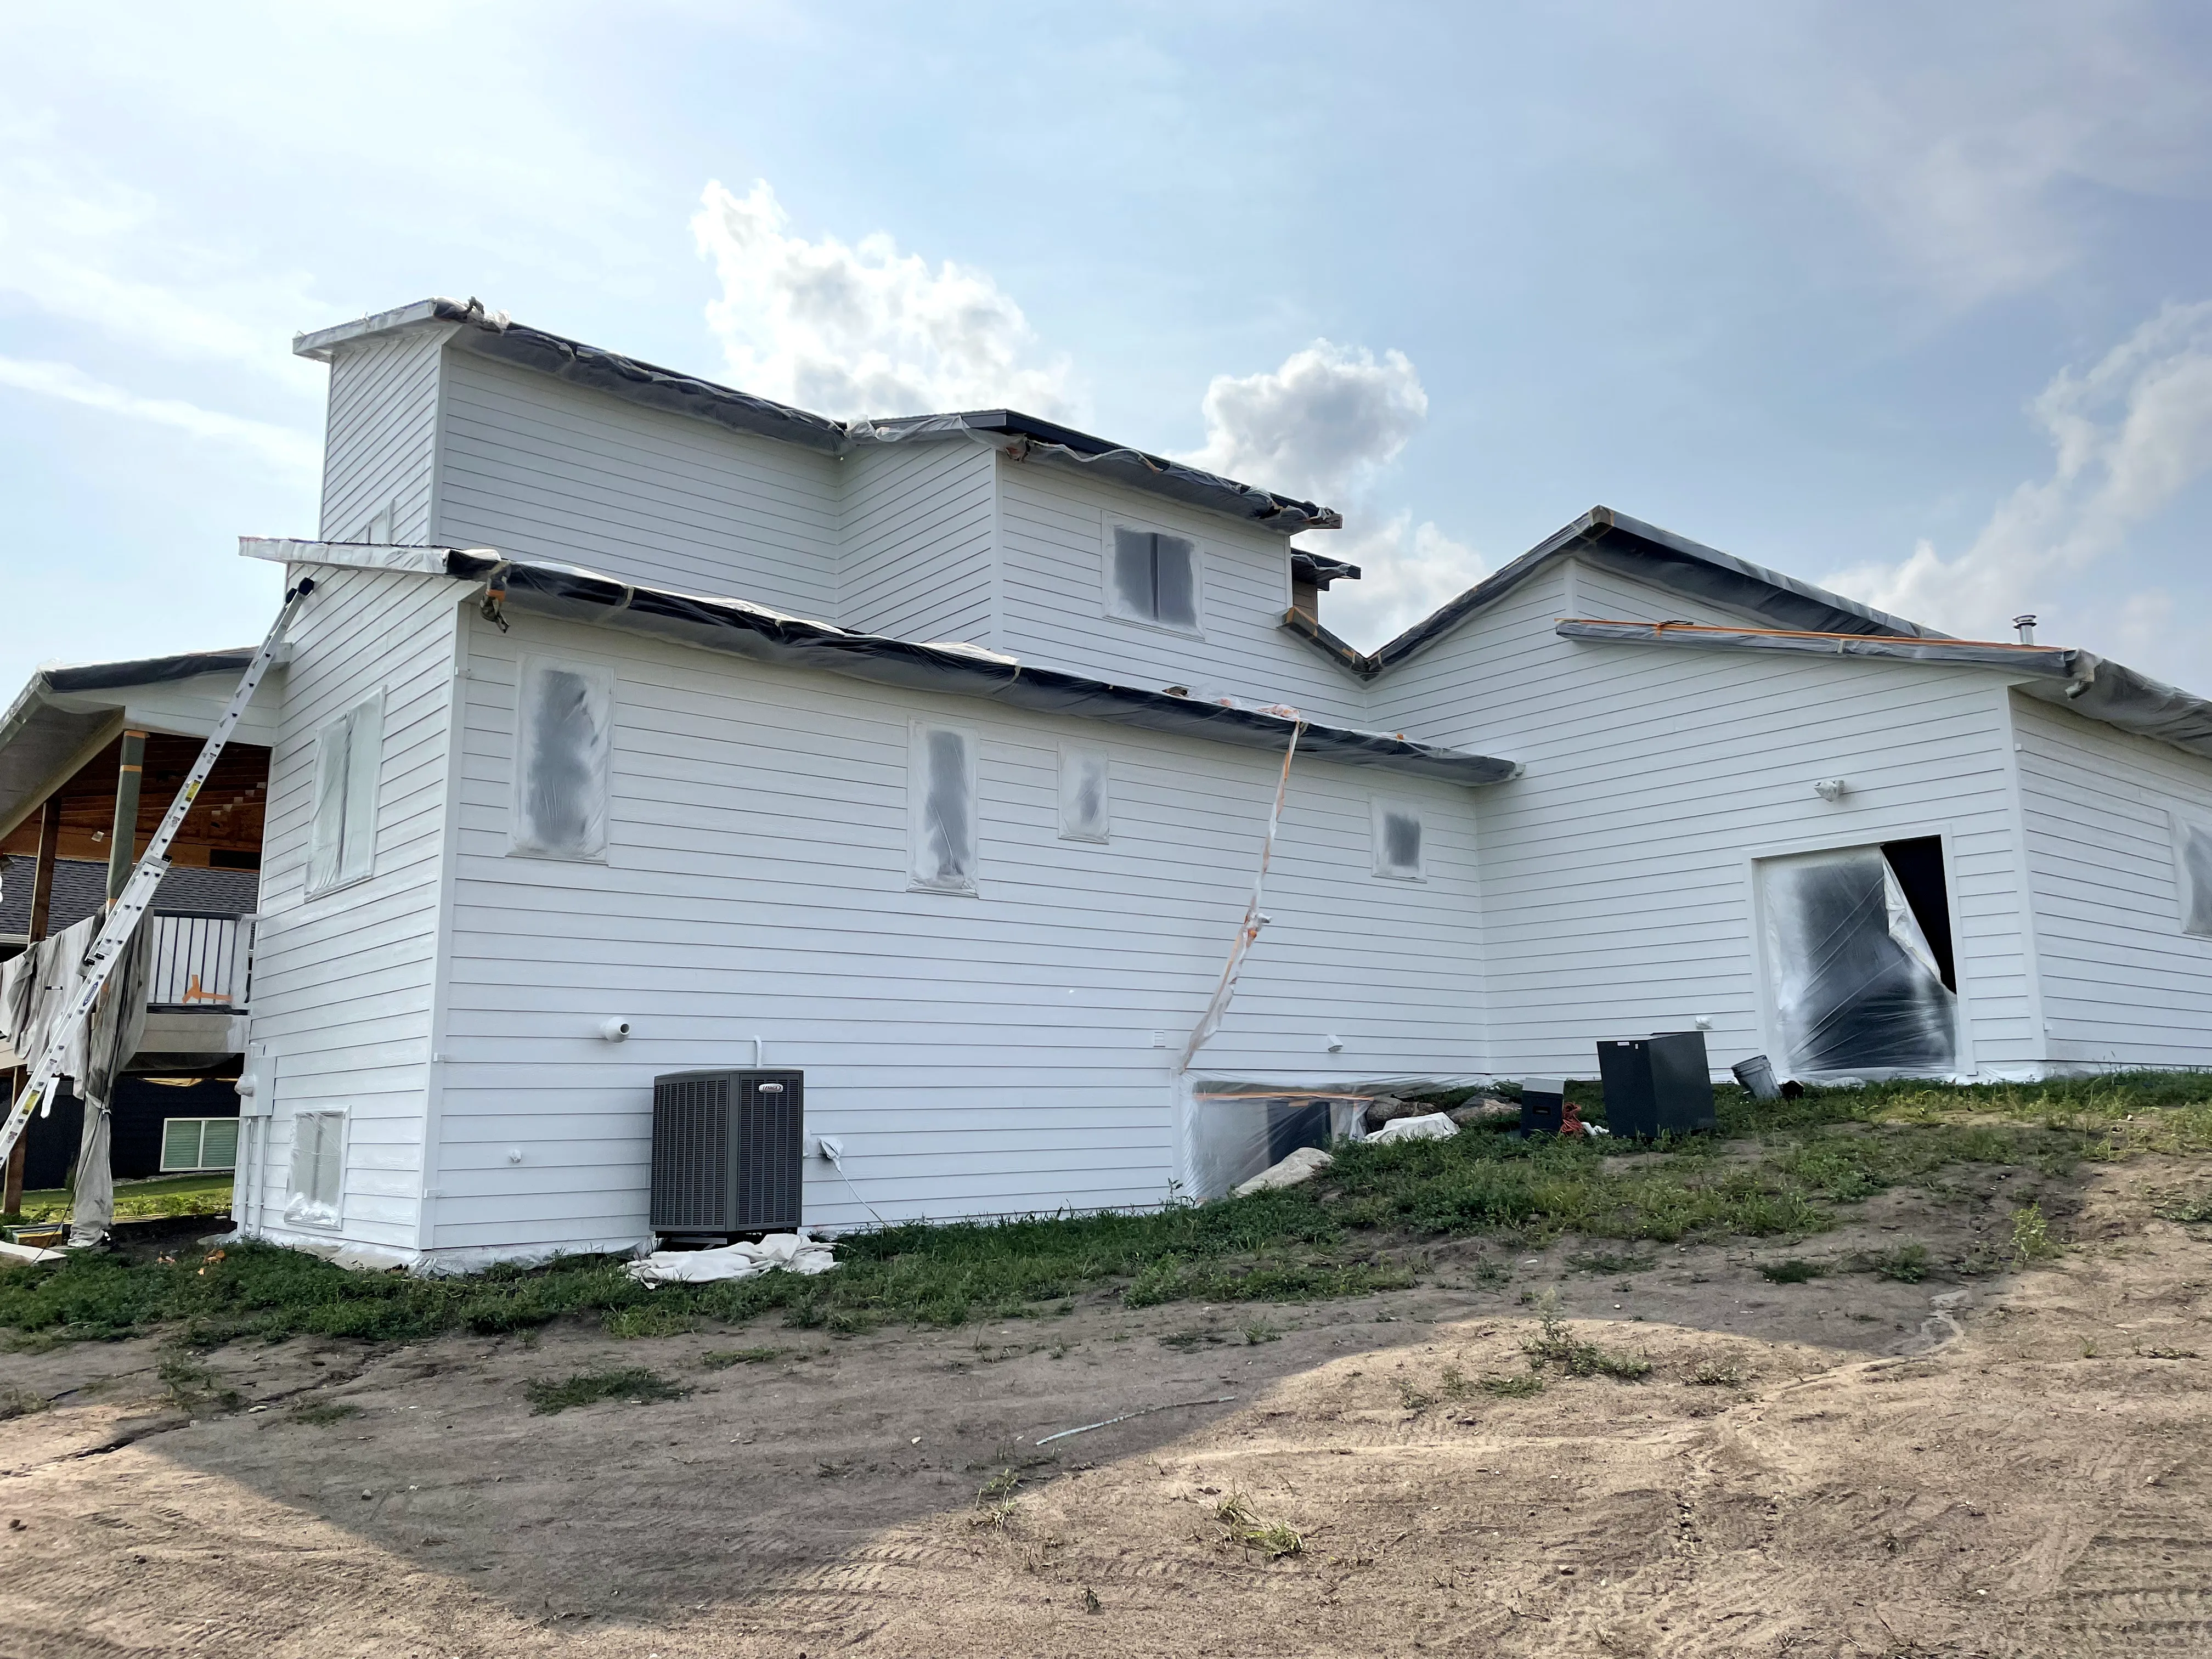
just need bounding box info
[0,578,315,1167]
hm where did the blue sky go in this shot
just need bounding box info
[4,1,2211,692]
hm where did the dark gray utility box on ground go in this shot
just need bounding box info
[650,1069,804,1239]
[1520,1077,1566,1136]
[1595,1033,1716,1138]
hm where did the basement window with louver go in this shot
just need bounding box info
[306,690,383,896]
[910,724,979,893]
[160,1117,239,1173]
[1106,525,1201,633]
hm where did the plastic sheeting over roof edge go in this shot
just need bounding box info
[291,300,1339,527]
[240,539,1517,786]
[1557,619,2080,676]
[1288,507,1946,684]
[1559,618,2212,764]
[849,412,1341,532]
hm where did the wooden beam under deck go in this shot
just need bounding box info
[0,733,269,870]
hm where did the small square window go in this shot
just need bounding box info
[2176,812,2212,938]
[285,1110,345,1227]
[1107,526,1200,631]
[1372,801,1424,881]
[510,657,615,861]
[911,724,979,893]
[1058,746,1111,843]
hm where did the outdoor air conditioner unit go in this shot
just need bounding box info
[648,1069,804,1239]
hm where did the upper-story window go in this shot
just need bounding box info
[510,657,615,862]
[306,690,382,896]
[1372,800,1425,881]
[1107,524,1201,634]
[910,723,979,894]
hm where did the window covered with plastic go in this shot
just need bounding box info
[307,690,382,895]
[285,1110,345,1227]
[1188,1096,1367,1200]
[1108,526,1200,631]
[2176,813,2212,938]
[1372,800,1424,880]
[1058,745,1111,843]
[1759,842,1957,1076]
[511,658,614,861]
[910,724,978,892]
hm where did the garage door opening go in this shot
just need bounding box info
[1759,836,1959,1077]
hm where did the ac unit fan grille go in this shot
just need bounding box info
[652,1077,732,1232]
[650,1070,804,1235]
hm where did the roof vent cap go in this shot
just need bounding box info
[2013,613,2038,645]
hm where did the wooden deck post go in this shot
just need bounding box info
[106,729,147,906]
[3,800,62,1215]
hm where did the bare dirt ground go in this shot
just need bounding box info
[4,1156,2211,1658]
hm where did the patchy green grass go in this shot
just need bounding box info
[0,1072,2203,1350]
[5,1171,234,1227]
[523,1367,688,1415]
[1757,1257,1829,1283]
[1522,1293,1652,1381]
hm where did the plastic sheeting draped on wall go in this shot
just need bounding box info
[1759,845,1957,1076]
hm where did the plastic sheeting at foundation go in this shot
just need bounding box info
[1760,847,1957,1076]
[1188,1096,1366,1201]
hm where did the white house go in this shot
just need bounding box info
[4,294,2209,1268]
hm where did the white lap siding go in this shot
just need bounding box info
[1368,559,2034,1081]
[319,324,450,544]
[432,352,843,616]
[427,607,1482,1257]
[240,566,462,1254]
[995,461,1372,725]
[837,442,996,643]
[2009,690,2212,1069]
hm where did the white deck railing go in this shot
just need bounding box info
[146,912,253,1014]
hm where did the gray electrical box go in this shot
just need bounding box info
[1520,1077,1566,1136]
[650,1069,804,1239]
[1595,1033,1715,1138]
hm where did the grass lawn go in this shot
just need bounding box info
[1,1072,2207,1350]
[4,1171,235,1227]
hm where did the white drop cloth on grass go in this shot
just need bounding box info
[627,1234,838,1286]
[1367,1111,1459,1144]
[1231,1144,1334,1198]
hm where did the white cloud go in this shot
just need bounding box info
[1826,300,2212,640]
[1174,337,1472,646]
[1305,515,1487,651]
[690,184,1479,648]
[691,178,1076,419]
[1180,340,1428,506]
[0,356,319,472]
